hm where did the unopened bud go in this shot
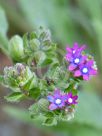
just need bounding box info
[9,35,24,61]
[38,98,49,112]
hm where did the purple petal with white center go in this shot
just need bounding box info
[67,92,78,105]
[47,95,54,103]
[49,103,57,110]
[68,63,77,71]
[74,70,82,77]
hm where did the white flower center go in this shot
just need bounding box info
[73,50,76,54]
[82,67,88,73]
[74,58,80,64]
[55,99,61,105]
[68,98,73,103]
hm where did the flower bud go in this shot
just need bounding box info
[64,108,75,121]
[38,98,49,112]
[3,63,37,89]
[9,35,24,61]
[30,39,40,51]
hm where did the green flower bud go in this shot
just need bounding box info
[63,108,75,121]
[9,35,24,61]
[3,63,37,90]
[34,51,46,66]
[4,66,18,88]
[38,98,49,112]
[30,39,40,51]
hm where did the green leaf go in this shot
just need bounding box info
[73,91,102,129]
[5,92,25,102]
[53,122,102,136]
[3,106,46,127]
[39,58,53,67]
[29,88,40,99]
[38,98,49,112]
[0,6,8,35]
[0,6,9,55]
[29,103,39,118]
[22,75,38,91]
[3,106,102,136]
[34,51,46,66]
[43,117,57,126]
[0,75,4,84]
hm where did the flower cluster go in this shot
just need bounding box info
[65,42,97,80]
[47,89,78,111]
[1,27,98,126]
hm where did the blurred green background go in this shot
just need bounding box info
[0,0,102,136]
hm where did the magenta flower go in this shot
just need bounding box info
[74,60,97,80]
[68,53,87,71]
[65,92,78,105]
[47,89,66,111]
[65,42,86,61]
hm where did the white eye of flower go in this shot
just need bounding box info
[73,50,76,54]
[82,67,88,73]
[55,99,61,105]
[74,58,80,64]
[68,98,73,103]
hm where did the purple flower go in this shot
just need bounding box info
[65,42,86,61]
[68,54,87,71]
[74,60,97,80]
[47,89,66,111]
[65,92,78,105]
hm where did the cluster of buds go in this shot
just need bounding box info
[3,63,37,90]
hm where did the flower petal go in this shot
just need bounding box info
[62,94,67,101]
[49,103,57,110]
[73,101,78,104]
[67,92,72,98]
[58,102,65,108]
[87,60,94,67]
[47,95,54,102]
[54,89,61,95]
[74,70,82,77]
[83,75,89,80]
[65,54,72,61]
[80,55,87,64]
[66,46,72,53]
[89,69,97,75]
[73,95,78,100]
[68,63,77,71]
[54,89,61,98]
[79,45,86,51]
[73,42,79,49]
